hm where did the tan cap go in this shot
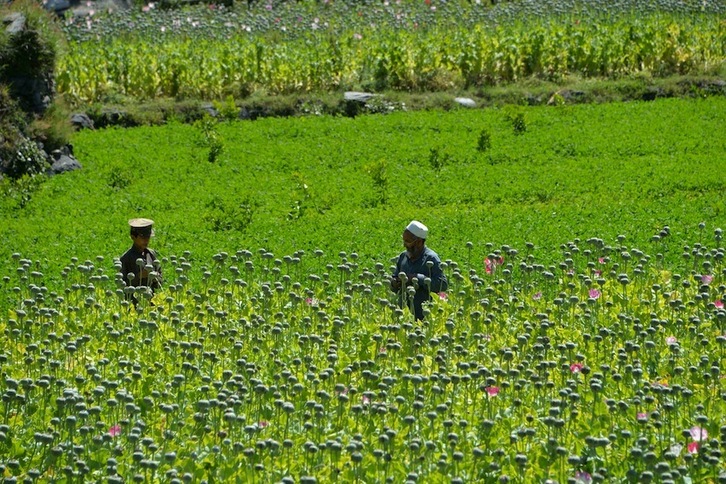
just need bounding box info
[129,218,155,236]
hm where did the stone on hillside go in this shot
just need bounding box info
[454,97,476,108]
[344,92,375,103]
[71,113,94,130]
[202,103,219,118]
[48,153,81,175]
[43,0,72,15]
[3,12,25,34]
[548,90,586,105]
[3,13,24,33]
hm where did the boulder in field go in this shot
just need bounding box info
[454,97,476,108]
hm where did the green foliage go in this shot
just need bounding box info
[206,194,256,232]
[0,173,45,211]
[212,95,240,122]
[503,105,528,135]
[364,158,388,207]
[0,136,49,179]
[107,165,131,190]
[427,146,452,172]
[1,96,725,279]
[56,7,726,104]
[477,128,492,152]
[28,98,74,151]
[194,115,224,163]
[0,0,65,79]
[286,171,313,220]
[0,213,725,482]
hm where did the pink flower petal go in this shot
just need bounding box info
[690,426,708,442]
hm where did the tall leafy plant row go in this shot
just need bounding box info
[56,14,726,102]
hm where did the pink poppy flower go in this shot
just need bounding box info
[598,257,605,264]
[438,292,448,300]
[109,424,122,437]
[637,412,648,420]
[484,257,503,274]
[702,275,713,285]
[485,386,499,397]
[715,300,724,309]
[258,420,269,428]
[588,288,601,299]
[593,269,602,277]
[570,362,584,373]
[687,441,699,454]
[362,395,371,406]
[666,336,677,345]
[575,471,592,483]
[532,291,542,301]
[690,426,708,441]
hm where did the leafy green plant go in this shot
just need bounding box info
[364,158,388,207]
[28,98,73,152]
[0,172,45,210]
[0,136,49,179]
[428,147,451,172]
[477,128,492,152]
[206,195,256,232]
[195,115,224,162]
[213,95,240,122]
[56,3,726,104]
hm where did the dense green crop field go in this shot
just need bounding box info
[2,96,725,283]
[57,0,726,103]
[1,97,726,482]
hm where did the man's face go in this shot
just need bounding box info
[403,230,423,258]
[132,233,150,252]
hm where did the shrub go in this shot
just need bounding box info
[0,0,65,80]
[0,136,49,179]
[28,97,73,152]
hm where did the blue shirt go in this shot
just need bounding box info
[392,246,448,319]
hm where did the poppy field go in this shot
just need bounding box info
[1,222,726,482]
[2,94,726,481]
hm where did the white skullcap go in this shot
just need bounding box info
[406,220,428,239]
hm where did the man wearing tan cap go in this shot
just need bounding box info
[390,220,448,320]
[119,218,163,297]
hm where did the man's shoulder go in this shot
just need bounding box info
[424,247,442,260]
[120,247,138,263]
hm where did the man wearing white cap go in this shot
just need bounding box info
[390,220,448,320]
[119,218,163,299]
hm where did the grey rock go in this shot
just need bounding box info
[43,0,71,14]
[454,97,476,108]
[201,103,219,118]
[642,87,663,102]
[3,13,25,34]
[344,91,375,103]
[71,113,94,130]
[525,94,542,106]
[47,154,82,175]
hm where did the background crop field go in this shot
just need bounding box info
[1,96,725,290]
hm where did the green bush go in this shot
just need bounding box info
[0,0,65,80]
[28,97,74,152]
[0,135,49,179]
